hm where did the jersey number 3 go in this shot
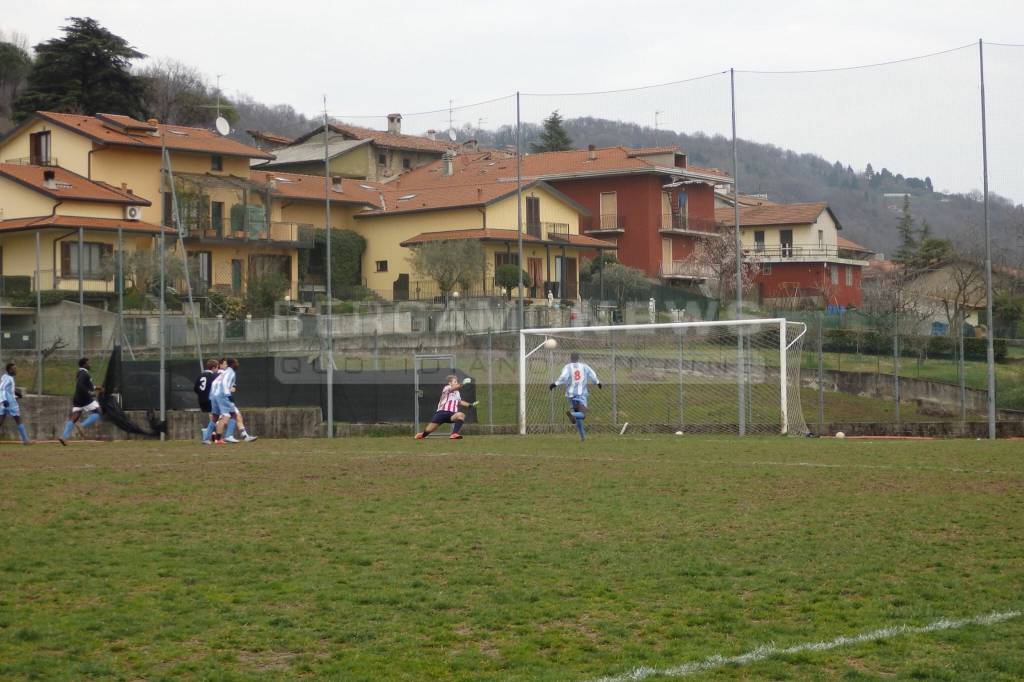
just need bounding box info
[198,378,207,391]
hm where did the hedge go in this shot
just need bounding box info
[822,328,1006,362]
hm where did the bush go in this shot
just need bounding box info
[246,271,289,317]
[10,290,72,307]
[821,328,1007,362]
[206,289,247,320]
[495,265,531,298]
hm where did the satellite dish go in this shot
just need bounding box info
[215,116,230,136]
[447,127,458,142]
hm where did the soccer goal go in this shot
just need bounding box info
[519,319,808,436]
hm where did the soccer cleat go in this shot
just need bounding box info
[565,409,576,425]
[414,432,425,440]
[242,434,257,442]
[449,433,463,440]
[223,435,240,444]
[58,438,67,446]
[201,439,211,445]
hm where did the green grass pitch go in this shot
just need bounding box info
[1,435,1022,680]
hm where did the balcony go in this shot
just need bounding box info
[544,222,569,237]
[659,260,714,280]
[744,242,869,264]
[659,214,720,236]
[4,156,59,167]
[183,221,313,247]
[584,214,625,235]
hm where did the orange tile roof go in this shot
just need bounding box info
[0,215,173,235]
[837,236,873,253]
[714,202,833,227]
[249,170,383,207]
[29,111,274,159]
[625,146,684,156]
[290,121,452,154]
[0,163,150,205]
[246,129,294,146]
[399,228,615,249]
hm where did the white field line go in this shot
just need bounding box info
[585,610,1022,682]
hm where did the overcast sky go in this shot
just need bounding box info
[5,1,1024,200]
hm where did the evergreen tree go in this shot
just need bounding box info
[924,176,934,192]
[530,110,573,153]
[0,40,32,120]
[13,18,147,122]
[893,195,917,263]
[864,162,874,178]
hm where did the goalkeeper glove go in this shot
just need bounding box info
[13,388,22,399]
[597,382,603,389]
[470,401,479,407]
[2,400,7,408]
[548,383,556,390]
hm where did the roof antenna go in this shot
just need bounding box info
[214,74,230,136]
[447,98,457,142]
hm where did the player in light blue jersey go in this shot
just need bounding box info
[0,362,30,444]
[549,352,601,441]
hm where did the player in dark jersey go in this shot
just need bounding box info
[59,357,103,445]
[195,359,219,444]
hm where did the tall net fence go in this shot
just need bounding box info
[521,320,806,435]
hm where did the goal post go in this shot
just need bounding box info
[519,318,807,436]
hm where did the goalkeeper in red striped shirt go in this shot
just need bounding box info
[415,375,477,440]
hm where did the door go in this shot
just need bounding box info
[231,259,243,292]
[599,192,618,229]
[211,202,225,236]
[662,238,673,274]
[661,192,672,229]
[780,229,793,257]
[556,256,578,299]
[528,257,543,298]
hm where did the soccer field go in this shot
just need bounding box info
[1,436,1022,681]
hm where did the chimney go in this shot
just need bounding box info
[331,175,343,192]
[43,169,57,189]
[587,144,596,161]
[477,187,483,201]
[462,138,479,153]
[442,152,454,177]
[121,182,128,191]
[426,129,437,141]
[387,113,402,135]
[147,118,159,125]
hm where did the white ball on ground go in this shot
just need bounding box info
[675,431,683,436]
[835,431,846,439]
[543,338,558,350]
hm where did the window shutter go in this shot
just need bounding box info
[61,242,71,277]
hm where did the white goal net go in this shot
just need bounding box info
[519,319,807,436]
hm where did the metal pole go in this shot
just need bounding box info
[486,330,494,428]
[779,320,788,435]
[117,226,124,347]
[323,101,334,438]
[817,313,824,435]
[163,148,203,371]
[959,316,967,428]
[677,331,685,431]
[893,317,900,429]
[78,226,84,355]
[611,335,618,426]
[516,91,524,331]
[730,67,746,436]
[35,231,42,395]
[978,39,997,439]
[159,223,166,441]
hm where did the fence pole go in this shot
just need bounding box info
[486,330,494,428]
[893,327,901,429]
[959,317,967,428]
[323,100,334,438]
[611,335,618,426]
[78,226,84,355]
[547,348,554,425]
[730,67,745,437]
[35,231,42,395]
[817,313,824,435]
[978,39,997,439]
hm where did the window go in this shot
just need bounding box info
[376,260,389,273]
[780,229,794,256]
[760,263,772,275]
[661,192,672,229]
[378,153,387,166]
[211,155,223,171]
[29,131,51,165]
[189,251,213,292]
[845,265,854,286]
[231,259,243,292]
[599,192,618,229]
[61,241,112,279]
[163,192,174,227]
[754,230,765,251]
[830,265,840,285]
[402,158,412,170]
[494,252,519,269]
[211,201,225,234]
[526,195,541,238]
[817,229,824,247]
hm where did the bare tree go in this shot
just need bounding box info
[684,235,757,310]
[861,265,936,336]
[933,249,985,337]
[407,240,487,298]
[137,58,231,126]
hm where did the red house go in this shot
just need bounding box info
[713,202,873,308]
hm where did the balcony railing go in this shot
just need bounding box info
[183,221,313,246]
[4,156,59,167]
[584,214,625,233]
[745,243,866,261]
[659,260,714,280]
[660,214,720,234]
[544,222,569,237]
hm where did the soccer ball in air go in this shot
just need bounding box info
[543,338,558,350]
[835,431,846,439]
[461,377,472,385]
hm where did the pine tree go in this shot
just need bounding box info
[864,163,874,178]
[893,195,917,263]
[530,110,573,153]
[13,17,147,122]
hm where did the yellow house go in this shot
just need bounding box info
[352,173,613,301]
[253,115,450,182]
[0,111,309,299]
[0,163,171,295]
